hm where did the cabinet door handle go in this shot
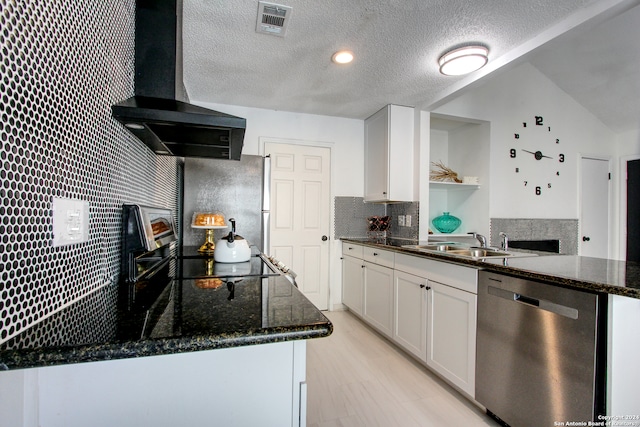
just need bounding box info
[361,265,365,268]
[373,252,378,256]
[425,286,431,291]
[419,284,425,288]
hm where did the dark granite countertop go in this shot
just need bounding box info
[0,271,332,371]
[342,237,640,299]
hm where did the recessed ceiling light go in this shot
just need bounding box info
[438,45,489,76]
[332,50,354,64]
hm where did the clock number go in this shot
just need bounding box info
[548,183,552,189]
[515,167,520,173]
[535,186,542,195]
[556,171,560,176]
[559,154,565,163]
[556,138,560,144]
[523,122,527,127]
[510,148,517,158]
[514,133,520,139]
[524,181,528,186]
[535,116,544,126]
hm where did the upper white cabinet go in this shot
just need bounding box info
[364,104,414,202]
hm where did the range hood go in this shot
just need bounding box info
[112,0,245,160]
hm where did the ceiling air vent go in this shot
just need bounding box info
[256,1,292,37]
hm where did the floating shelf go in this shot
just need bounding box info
[428,233,471,238]
[429,181,480,190]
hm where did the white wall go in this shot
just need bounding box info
[616,129,640,157]
[193,101,365,197]
[192,101,365,310]
[433,63,617,220]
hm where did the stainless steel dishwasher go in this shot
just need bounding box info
[476,271,606,427]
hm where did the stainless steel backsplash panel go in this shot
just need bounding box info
[182,156,264,249]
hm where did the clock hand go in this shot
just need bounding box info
[522,149,552,160]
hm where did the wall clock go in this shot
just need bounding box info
[509,115,565,195]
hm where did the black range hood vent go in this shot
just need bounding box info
[111,0,245,160]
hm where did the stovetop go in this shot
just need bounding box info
[179,246,279,279]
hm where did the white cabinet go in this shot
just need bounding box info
[364,104,414,202]
[426,280,477,397]
[363,262,394,338]
[341,243,478,398]
[393,270,427,360]
[0,341,308,427]
[342,253,364,316]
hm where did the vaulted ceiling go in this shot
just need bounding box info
[182,0,640,133]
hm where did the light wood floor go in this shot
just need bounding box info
[306,310,501,427]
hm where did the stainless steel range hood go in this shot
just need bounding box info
[111,0,245,160]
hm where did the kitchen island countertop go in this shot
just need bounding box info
[0,272,332,371]
[342,237,640,299]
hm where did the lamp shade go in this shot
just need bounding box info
[439,46,488,76]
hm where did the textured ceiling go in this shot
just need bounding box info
[182,0,640,132]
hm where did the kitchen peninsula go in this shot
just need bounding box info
[0,261,332,427]
[341,237,640,418]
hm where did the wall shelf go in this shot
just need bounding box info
[429,181,480,190]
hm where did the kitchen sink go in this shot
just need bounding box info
[446,248,512,258]
[402,244,521,259]
[406,244,461,252]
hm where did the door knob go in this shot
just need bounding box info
[322,235,328,241]
[582,236,591,242]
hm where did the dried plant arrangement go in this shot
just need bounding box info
[429,161,462,183]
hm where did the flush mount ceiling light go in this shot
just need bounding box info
[332,50,354,64]
[438,45,489,76]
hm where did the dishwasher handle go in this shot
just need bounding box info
[514,293,539,307]
[488,285,579,320]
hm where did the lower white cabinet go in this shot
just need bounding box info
[342,254,364,316]
[393,270,427,360]
[341,243,478,399]
[426,280,477,397]
[363,262,394,338]
[0,341,308,427]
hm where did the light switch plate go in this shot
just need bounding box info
[405,215,412,227]
[52,197,90,247]
[398,215,405,227]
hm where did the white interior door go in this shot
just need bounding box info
[265,142,331,310]
[579,156,610,258]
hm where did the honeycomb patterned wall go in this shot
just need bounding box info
[0,0,181,345]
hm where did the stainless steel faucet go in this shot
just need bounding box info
[499,232,509,251]
[468,232,488,248]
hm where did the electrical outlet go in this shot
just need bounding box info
[398,215,405,227]
[52,197,89,247]
[405,215,412,227]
